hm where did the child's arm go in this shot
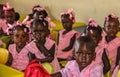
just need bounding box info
[28,52,36,61]
[102,48,111,75]
[36,43,55,63]
[57,32,59,45]
[115,46,120,66]
[6,52,13,66]
[51,72,62,77]
[62,34,76,51]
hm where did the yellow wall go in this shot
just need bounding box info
[1,0,120,25]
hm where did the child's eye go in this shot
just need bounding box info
[22,35,26,38]
[15,34,19,37]
[76,52,82,56]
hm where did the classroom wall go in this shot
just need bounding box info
[0,0,120,25]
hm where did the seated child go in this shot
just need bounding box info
[7,25,30,71]
[51,36,104,77]
[103,13,120,74]
[56,9,80,61]
[25,18,60,72]
[86,18,110,75]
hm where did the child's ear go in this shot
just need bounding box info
[92,53,96,60]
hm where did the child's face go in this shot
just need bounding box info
[61,16,73,31]
[13,30,28,49]
[75,41,95,70]
[87,31,102,44]
[32,24,47,42]
[5,11,15,24]
[104,21,119,37]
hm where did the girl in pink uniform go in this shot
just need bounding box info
[7,25,29,71]
[25,18,60,72]
[0,4,6,33]
[51,36,104,77]
[56,9,80,61]
[103,13,120,74]
[85,18,110,75]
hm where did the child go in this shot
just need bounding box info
[22,5,41,26]
[103,13,120,74]
[85,18,110,75]
[25,18,60,72]
[7,25,29,71]
[112,49,120,77]
[32,6,56,40]
[56,9,80,61]
[0,4,6,34]
[51,36,104,77]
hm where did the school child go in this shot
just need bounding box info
[56,9,80,61]
[86,18,110,75]
[25,18,60,72]
[7,25,29,71]
[103,13,120,74]
[51,36,104,77]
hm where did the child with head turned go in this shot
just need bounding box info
[7,24,30,71]
[103,13,120,74]
[85,18,110,75]
[51,36,104,77]
[56,9,80,62]
[25,18,60,72]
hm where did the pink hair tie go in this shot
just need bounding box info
[88,18,98,27]
[3,2,12,11]
[105,16,109,22]
[110,13,118,19]
[33,7,45,11]
[61,8,75,23]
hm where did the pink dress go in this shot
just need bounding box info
[8,44,29,71]
[112,65,119,77]
[60,60,104,77]
[95,37,108,67]
[25,38,60,72]
[0,19,7,33]
[56,30,80,59]
[105,37,120,73]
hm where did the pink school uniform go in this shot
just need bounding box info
[112,65,119,77]
[0,19,7,33]
[56,30,80,59]
[105,37,120,72]
[60,60,104,77]
[25,37,60,72]
[95,37,108,66]
[8,44,29,71]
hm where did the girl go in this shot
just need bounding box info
[51,36,104,77]
[7,25,29,71]
[0,4,6,34]
[22,5,41,26]
[103,13,120,74]
[33,6,56,40]
[25,18,60,72]
[86,18,110,75]
[3,3,17,35]
[56,9,80,61]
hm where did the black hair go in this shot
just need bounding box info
[87,25,102,36]
[75,36,97,53]
[0,4,4,18]
[15,12,20,21]
[104,14,120,27]
[13,24,29,33]
[30,18,48,29]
